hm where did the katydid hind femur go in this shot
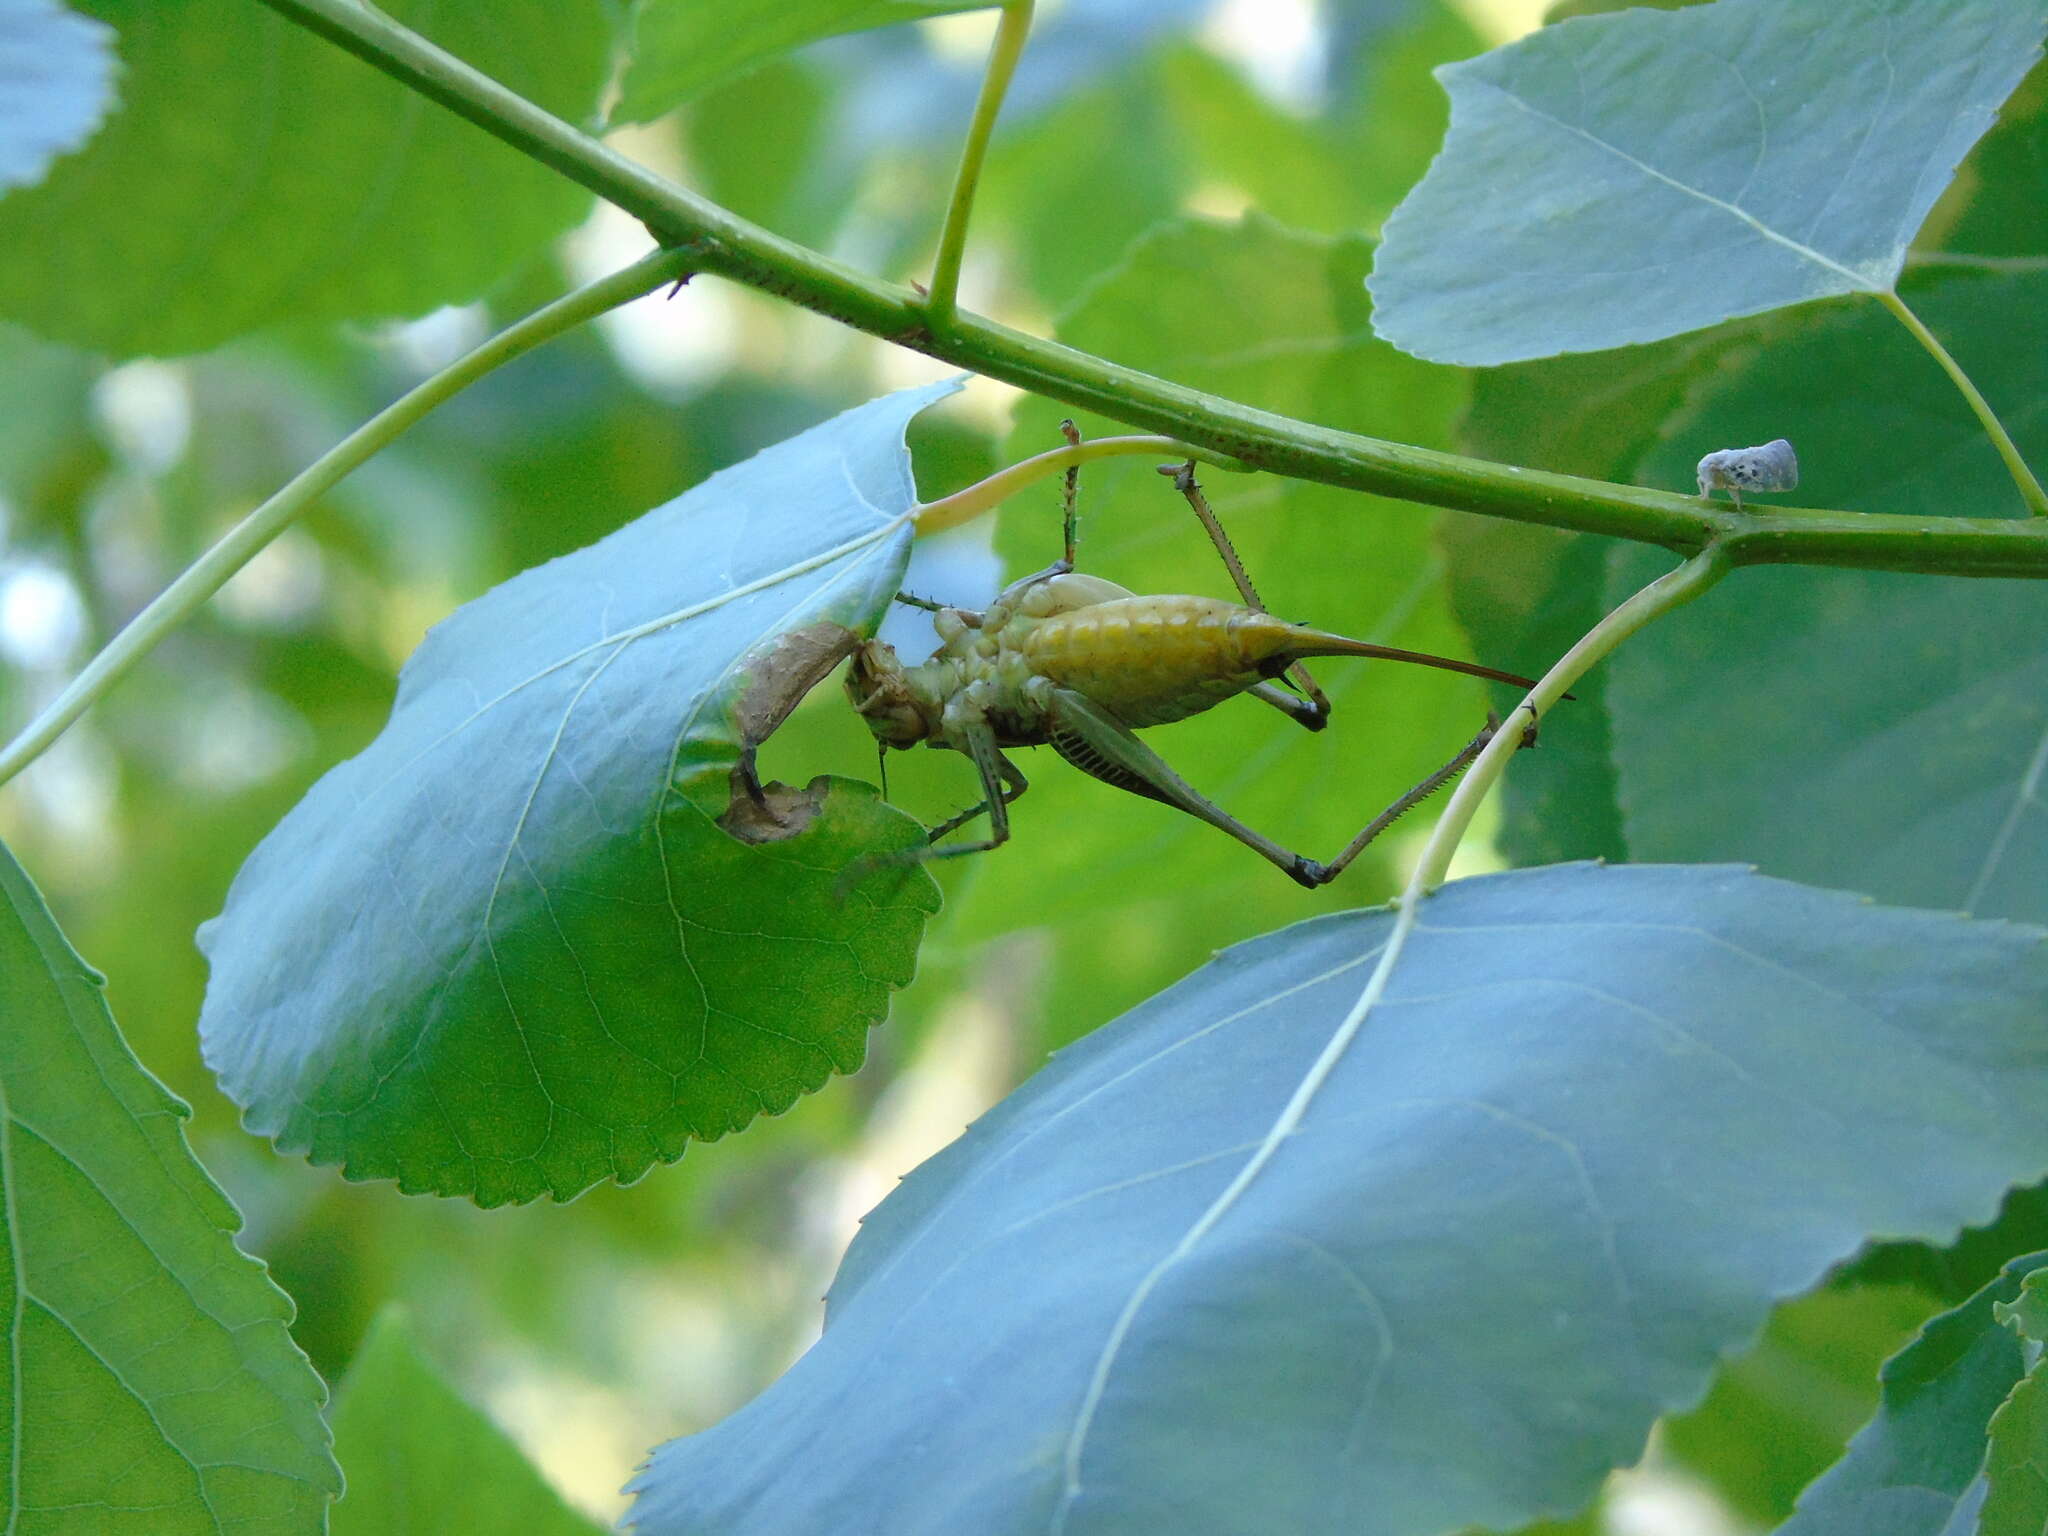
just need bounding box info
[845,451,1547,888]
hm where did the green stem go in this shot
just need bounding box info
[1408,544,1732,894]
[1878,288,2048,516]
[1221,547,1735,1270]
[248,0,2048,577]
[925,0,1033,331]
[0,247,694,790]
[915,435,1246,532]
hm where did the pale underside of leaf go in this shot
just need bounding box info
[632,864,2048,1536]
[1370,0,2048,364]
[0,0,118,194]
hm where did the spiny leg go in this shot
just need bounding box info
[1045,688,1332,886]
[892,589,986,629]
[1048,687,1532,890]
[1060,417,1081,568]
[1159,459,1330,731]
[1297,711,1528,887]
[1006,421,1088,594]
[837,732,1026,897]
[924,750,1029,845]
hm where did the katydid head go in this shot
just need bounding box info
[845,639,937,748]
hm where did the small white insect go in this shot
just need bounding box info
[1696,438,1799,509]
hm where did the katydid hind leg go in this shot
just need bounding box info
[1310,710,1526,885]
[1246,680,1329,733]
[1046,688,1325,887]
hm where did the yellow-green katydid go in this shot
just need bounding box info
[845,432,1545,887]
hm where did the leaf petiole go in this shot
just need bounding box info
[0,246,696,789]
[925,0,1034,331]
[1878,288,2048,517]
[914,435,1249,533]
[1409,543,1732,895]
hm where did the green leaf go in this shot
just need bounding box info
[198,383,953,1207]
[1369,0,2048,364]
[0,0,611,357]
[331,1309,602,1536]
[0,0,116,194]
[1447,314,1794,868]
[1925,57,2048,261]
[0,834,339,1531]
[1995,1268,2048,1344]
[1327,0,1486,231]
[616,0,990,125]
[629,864,2048,1536]
[686,57,853,252]
[1776,1255,2048,1536]
[1985,1270,2048,1536]
[1153,43,1346,232]
[958,212,1482,1034]
[982,50,1183,308]
[1661,1284,1935,1527]
[1604,269,2048,921]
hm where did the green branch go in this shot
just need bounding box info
[250,0,2048,579]
[0,247,695,789]
[925,0,1033,330]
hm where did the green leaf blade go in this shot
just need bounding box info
[1370,0,2048,364]
[330,1309,603,1536]
[630,865,2048,1536]
[0,837,338,1533]
[616,0,990,125]
[198,383,954,1207]
[1775,1256,2048,1536]
[1606,270,2048,921]
[0,0,612,357]
[0,0,116,195]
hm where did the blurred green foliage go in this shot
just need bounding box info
[1,0,2043,1528]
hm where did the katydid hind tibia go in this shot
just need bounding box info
[843,453,1547,889]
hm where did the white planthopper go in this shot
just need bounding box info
[1696,438,1799,509]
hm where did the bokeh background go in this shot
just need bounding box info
[4,0,2033,1526]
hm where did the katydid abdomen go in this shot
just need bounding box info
[1016,594,1534,730]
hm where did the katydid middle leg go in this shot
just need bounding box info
[1160,459,1331,732]
[924,744,1029,849]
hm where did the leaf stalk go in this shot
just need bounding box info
[925,0,1034,331]
[1877,288,2048,516]
[0,246,696,789]
[244,0,2048,578]
[1409,544,1733,894]
[914,435,1248,532]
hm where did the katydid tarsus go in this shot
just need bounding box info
[845,431,1545,888]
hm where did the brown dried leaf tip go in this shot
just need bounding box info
[717,622,863,844]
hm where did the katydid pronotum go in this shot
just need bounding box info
[845,430,1546,888]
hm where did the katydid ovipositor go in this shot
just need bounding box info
[846,440,1545,888]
